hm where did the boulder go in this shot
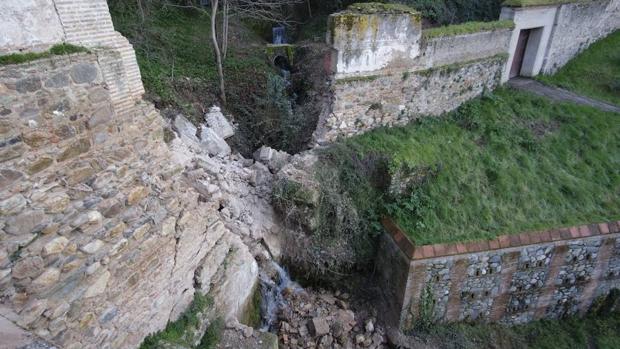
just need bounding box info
[308,317,330,337]
[205,106,234,139]
[200,126,231,158]
[173,115,199,143]
[253,146,291,173]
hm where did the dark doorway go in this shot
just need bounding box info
[510,29,531,79]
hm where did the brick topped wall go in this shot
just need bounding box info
[377,218,620,330]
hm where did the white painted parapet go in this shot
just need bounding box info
[328,5,422,78]
[0,0,65,54]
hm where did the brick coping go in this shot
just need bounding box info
[381,216,620,261]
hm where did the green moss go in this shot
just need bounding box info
[416,53,508,77]
[335,74,381,85]
[422,20,514,39]
[347,2,420,15]
[240,285,262,329]
[139,293,213,348]
[503,0,590,7]
[0,43,89,66]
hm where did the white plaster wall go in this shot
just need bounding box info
[500,6,557,82]
[423,29,512,69]
[543,0,620,73]
[0,0,65,54]
[330,13,421,77]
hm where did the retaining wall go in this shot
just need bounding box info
[377,218,620,331]
[317,8,512,143]
[0,0,144,118]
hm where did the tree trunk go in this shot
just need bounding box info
[222,0,229,59]
[211,0,227,104]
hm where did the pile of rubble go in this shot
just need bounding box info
[275,287,388,349]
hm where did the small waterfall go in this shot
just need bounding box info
[259,261,301,332]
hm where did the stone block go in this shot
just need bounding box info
[30,268,60,293]
[84,270,110,298]
[200,126,231,158]
[205,106,234,139]
[80,239,104,254]
[57,138,90,162]
[88,105,113,128]
[5,209,48,235]
[12,256,44,280]
[43,236,69,256]
[27,156,54,175]
[308,317,330,336]
[15,76,42,93]
[45,73,70,88]
[70,63,99,84]
[126,186,149,206]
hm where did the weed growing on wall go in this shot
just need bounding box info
[139,293,219,348]
[0,43,89,66]
[416,283,438,331]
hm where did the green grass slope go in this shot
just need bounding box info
[539,30,620,106]
[336,88,619,245]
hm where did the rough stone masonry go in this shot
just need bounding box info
[0,1,281,348]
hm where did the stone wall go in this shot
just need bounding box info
[0,0,65,54]
[328,8,422,77]
[0,0,144,119]
[378,219,620,331]
[316,7,511,143]
[0,2,270,345]
[543,0,620,74]
[321,54,507,141]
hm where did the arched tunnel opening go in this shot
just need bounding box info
[274,55,292,72]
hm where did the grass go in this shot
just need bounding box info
[347,2,420,14]
[538,30,620,106]
[139,293,219,348]
[422,20,514,39]
[108,1,273,124]
[0,43,89,66]
[420,312,620,349]
[334,88,619,245]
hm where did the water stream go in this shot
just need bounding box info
[259,261,302,332]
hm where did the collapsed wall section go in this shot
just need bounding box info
[378,220,620,331]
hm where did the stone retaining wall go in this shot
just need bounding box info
[0,0,144,119]
[0,14,258,349]
[543,0,620,73]
[377,218,620,331]
[316,7,512,143]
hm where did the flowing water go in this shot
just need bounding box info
[259,261,301,332]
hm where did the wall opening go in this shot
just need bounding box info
[510,27,545,78]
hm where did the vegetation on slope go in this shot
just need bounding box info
[0,43,89,66]
[108,0,315,155]
[538,30,620,106]
[317,88,619,246]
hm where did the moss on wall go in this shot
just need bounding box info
[0,43,89,66]
[422,20,514,39]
